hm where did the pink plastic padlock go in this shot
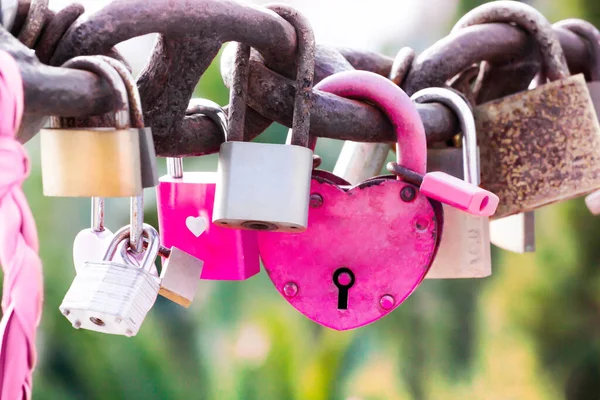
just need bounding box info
[156,99,260,280]
[258,71,443,331]
[386,162,499,217]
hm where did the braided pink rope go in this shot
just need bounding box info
[0,50,43,399]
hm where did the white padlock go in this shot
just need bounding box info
[59,224,161,337]
[412,87,492,279]
[213,30,315,233]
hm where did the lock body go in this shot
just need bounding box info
[428,208,490,278]
[426,147,492,278]
[157,172,260,280]
[588,81,600,118]
[213,141,313,232]
[59,260,160,336]
[159,247,203,308]
[582,82,600,214]
[258,178,441,331]
[137,127,159,188]
[489,212,536,252]
[41,128,142,197]
[476,74,600,217]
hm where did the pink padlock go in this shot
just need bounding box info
[156,99,260,280]
[259,70,443,331]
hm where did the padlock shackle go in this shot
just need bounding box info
[452,0,570,81]
[91,197,105,232]
[411,88,479,185]
[97,55,145,129]
[104,224,160,273]
[554,19,600,82]
[227,5,315,147]
[330,47,416,186]
[314,70,427,175]
[166,98,228,178]
[94,56,151,253]
[58,56,131,129]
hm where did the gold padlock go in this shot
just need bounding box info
[453,2,600,218]
[41,57,142,197]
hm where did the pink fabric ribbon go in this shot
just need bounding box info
[0,50,43,399]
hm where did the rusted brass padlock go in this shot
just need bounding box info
[41,57,142,197]
[553,20,600,215]
[453,1,600,218]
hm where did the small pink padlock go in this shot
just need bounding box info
[156,99,260,280]
[259,70,444,331]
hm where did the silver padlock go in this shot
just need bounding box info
[59,224,161,337]
[213,8,316,232]
[412,87,492,279]
[158,246,203,308]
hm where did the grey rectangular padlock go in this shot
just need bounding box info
[213,41,315,232]
[414,88,492,279]
[158,246,203,308]
[59,225,160,337]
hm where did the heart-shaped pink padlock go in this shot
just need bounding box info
[258,70,442,330]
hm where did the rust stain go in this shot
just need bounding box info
[476,74,600,217]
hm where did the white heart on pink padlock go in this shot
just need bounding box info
[185,215,208,237]
[72,228,114,273]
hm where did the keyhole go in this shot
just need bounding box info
[333,268,355,310]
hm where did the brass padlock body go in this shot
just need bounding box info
[475,74,600,217]
[41,128,142,197]
[159,247,203,308]
[138,127,159,188]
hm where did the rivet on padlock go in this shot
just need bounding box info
[212,5,316,232]
[386,163,499,217]
[413,87,492,279]
[157,98,260,280]
[60,224,161,337]
[452,1,600,218]
[157,246,203,308]
[40,56,142,197]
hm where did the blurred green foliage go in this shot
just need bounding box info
[16,1,600,399]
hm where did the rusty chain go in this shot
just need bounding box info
[0,0,598,157]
